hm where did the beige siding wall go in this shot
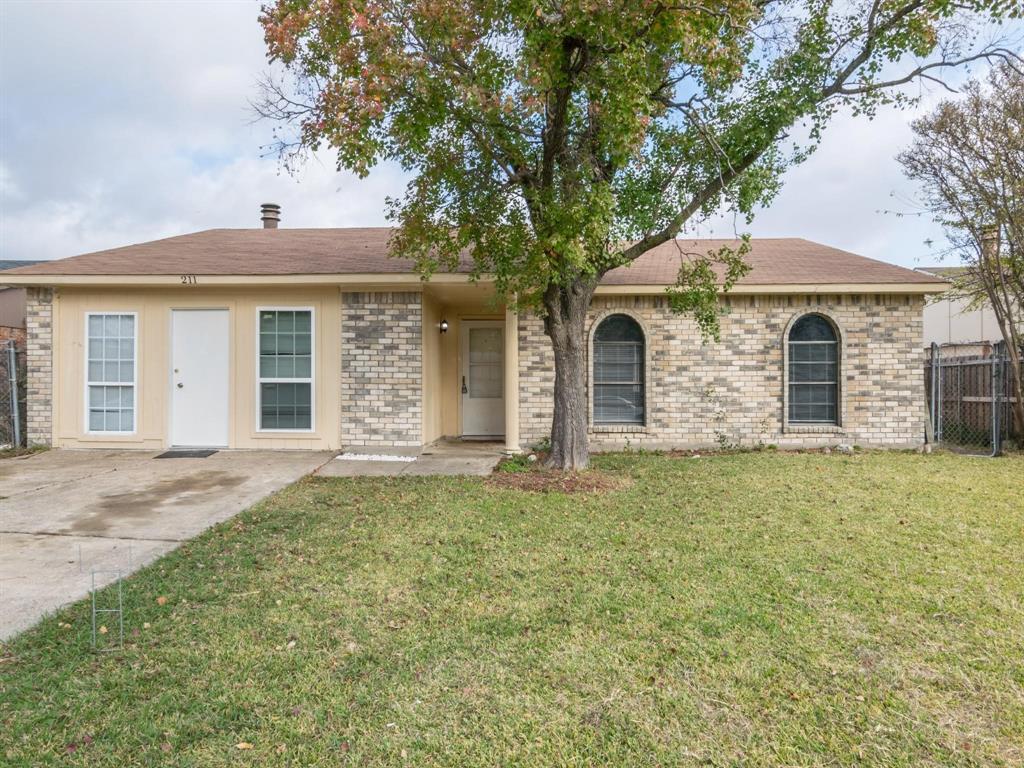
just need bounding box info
[421,293,443,444]
[50,287,341,450]
[519,293,926,450]
[922,294,1009,346]
[436,309,505,439]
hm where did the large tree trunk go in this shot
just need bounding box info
[543,276,598,470]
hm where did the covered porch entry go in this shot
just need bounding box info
[421,283,521,454]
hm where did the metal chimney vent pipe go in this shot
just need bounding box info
[260,203,281,229]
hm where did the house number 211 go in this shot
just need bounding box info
[180,274,198,285]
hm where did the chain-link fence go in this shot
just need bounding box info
[0,338,24,449]
[925,341,1020,456]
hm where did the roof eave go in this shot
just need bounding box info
[597,282,947,295]
[0,272,947,294]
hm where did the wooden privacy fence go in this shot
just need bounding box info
[924,342,1020,455]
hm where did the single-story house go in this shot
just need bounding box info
[1,206,946,453]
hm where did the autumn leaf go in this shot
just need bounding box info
[236,742,254,750]
[156,596,168,606]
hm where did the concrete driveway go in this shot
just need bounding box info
[0,449,331,640]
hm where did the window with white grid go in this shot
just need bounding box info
[593,314,645,425]
[86,313,136,433]
[258,309,314,431]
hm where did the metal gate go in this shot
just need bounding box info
[925,342,1017,456]
[0,339,23,449]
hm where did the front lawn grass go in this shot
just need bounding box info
[2,451,1022,766]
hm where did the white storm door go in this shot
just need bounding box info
[461,321,505,437]
[171,309,229,447]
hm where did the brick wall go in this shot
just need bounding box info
[519,293,926,450]
[0,326,27,346]
[25,287,53,446]
[341,291,422,448]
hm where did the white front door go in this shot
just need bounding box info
[461,321,505,437]
[171,309,229,447]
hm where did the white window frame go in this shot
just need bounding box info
[591,312,647,427]
[84,311,139,436]
[255,306,316,433]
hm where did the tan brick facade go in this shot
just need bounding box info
[20,285,925,453]
[340,291,422,448]
[25,287,53,446]
[519,293,926,450]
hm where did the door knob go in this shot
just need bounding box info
[177,383,184,389]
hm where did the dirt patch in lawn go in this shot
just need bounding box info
[487,466,630,494]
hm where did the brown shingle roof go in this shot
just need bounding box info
[606,239,939,285]
[3,228,941,286]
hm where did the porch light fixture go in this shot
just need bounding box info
[439,319,449,334]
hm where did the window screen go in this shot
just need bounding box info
[86,313,136,432]
[259,310,313,430]
[788,314,838,424]
[593,314,645,424]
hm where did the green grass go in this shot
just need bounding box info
[2,452,1022,766]
[0,445,47,461]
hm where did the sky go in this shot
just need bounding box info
[0,0,1018,269]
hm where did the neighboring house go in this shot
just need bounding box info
[0,260,44,345]
[1,206,945,452]
[916,266,1010,351]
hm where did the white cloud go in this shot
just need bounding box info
[0,0,402,261]
[0,1,1015,268]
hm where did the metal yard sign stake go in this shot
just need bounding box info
[90,569,125,652]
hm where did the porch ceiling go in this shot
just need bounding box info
[424,282,503,310]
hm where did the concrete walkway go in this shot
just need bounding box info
[0,449,331,640]
[317,440,505,478]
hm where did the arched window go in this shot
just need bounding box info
[593,314,645,425]
[788,314,839,424]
